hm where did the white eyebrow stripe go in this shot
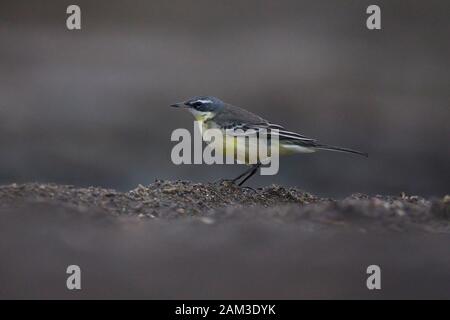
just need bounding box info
[194,99,213,104]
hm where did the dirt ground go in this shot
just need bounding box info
[1,180,449,231]
[1,181,449,299]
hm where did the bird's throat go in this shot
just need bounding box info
[189,110,214,122]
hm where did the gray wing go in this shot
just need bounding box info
[214,104,315,143]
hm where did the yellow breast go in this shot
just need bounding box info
[202,124,279,165]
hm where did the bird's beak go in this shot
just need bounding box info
[170,102,185,108]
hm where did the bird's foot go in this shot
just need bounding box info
[240,186,258,193]
[212,179,258,192]
[212,178,235,186]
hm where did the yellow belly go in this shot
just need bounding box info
[207,129,278,164]
[199,119,314,164]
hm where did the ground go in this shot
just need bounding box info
[0,181,449,299]
[1,181,448,232]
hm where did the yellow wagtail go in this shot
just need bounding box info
[171,96,367,186]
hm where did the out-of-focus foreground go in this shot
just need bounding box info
[0,181,449,299]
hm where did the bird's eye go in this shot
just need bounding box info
[192,101,203,108]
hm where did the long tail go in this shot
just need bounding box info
[314,143,368,157]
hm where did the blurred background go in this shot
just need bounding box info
[0,0,449,197]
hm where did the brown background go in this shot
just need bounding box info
[0,0,449,197]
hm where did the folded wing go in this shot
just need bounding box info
[224,122,316,144]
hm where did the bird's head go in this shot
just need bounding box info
[170,96,224,121]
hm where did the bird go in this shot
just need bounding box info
[170,96,367,186]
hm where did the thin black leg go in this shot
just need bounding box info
[237,163,261,186]
[232,165,257,183]
[214,163,262,186]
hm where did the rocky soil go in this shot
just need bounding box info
[1,181,449,232]
[1,181,449,299]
